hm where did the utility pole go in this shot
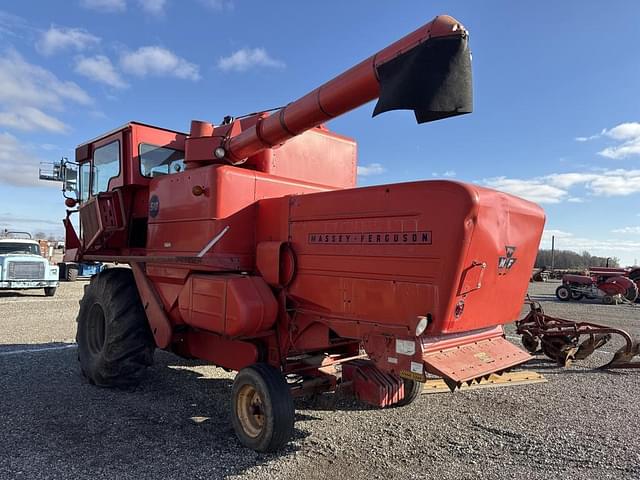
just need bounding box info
[551,235,555,272]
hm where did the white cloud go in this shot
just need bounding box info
[0,50,91,133]
[218,48,285,72]
[604,122,640,141]
[588,169,640,196]
[575,133,602,142]
[138,0,166,15]
[37,26,100,56]
[541,228,640,266]
[80,0,126,12]
[599,138,640,159]
[483,177,567,204]
[577,122,640,159]
[121,46,200,80]
[432,170,456,178]
[545,172,598,189]
[0,107,67,133]
[75,55,128,89]
[483,169,640,203]
[199,0,234,10]
[0,10,30,39]
[0,132,54,187]
[574,122,640,159]
[357,163,386,176]
[612,226,640,234]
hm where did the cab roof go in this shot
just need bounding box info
[76,121,187,148]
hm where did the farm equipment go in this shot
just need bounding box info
[517,302,640,368]
[57,261,105,281]
[556,270,639,304]
[49,15,548,451]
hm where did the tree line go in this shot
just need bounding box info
[535,249,620,269]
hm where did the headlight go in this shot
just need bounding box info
[415,315,429,336]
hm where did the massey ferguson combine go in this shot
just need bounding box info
[53,15,550,451]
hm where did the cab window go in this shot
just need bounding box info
[78,162,91,202]
[92,141,120,195]
[140,143,185,178]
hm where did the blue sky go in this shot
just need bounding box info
[0,1,639,265]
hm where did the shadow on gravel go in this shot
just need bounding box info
[0,345,304,479]
[0,290,48,298]
[524,356,638,376]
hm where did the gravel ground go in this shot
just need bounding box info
[1,281,639,479]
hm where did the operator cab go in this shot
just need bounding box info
[74,121,186,201]
[68,122,186,254]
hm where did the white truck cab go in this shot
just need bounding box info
[0,239,59,296]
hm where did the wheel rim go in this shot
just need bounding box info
[87,303,106,355]
[558,288,569,299]
[236,384,265,438]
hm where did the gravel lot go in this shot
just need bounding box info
[1,280,639,479]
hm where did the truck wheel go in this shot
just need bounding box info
[44,287,57,297]
[231,363,294,452]
[555,285,571,301]
[76,268,154,388]
[394,378,422,407]
[66,266,78,282]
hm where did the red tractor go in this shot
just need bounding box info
[556,268,639,304]
[55,15,545,451]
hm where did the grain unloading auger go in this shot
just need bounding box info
[53,15,547,452]
[517,302,640,369]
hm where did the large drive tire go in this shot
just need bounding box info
[555,285,571,301]
[76,268,154,388]
[44,287,57,297]
[394,378,422,407]
[231,363,295,452]
[66,265,78,282]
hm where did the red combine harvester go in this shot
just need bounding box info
[56,15,546,451]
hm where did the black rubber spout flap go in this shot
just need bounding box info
[373,34,473,124]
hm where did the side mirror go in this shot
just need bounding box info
[39,158,79,202]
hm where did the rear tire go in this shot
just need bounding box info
[570,290,584,300]
[66,265,78,282]
[394,378,422,407]
[602,295,614,305]
[231,363,294,452]
[44,287,56,297]
[555,285,571,301]
[76,268,154,388]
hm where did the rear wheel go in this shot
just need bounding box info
[231,363,294,452]
[570,290,584,300]
[66,265,78,282]
[44,287,56,297]
[76,268,154,387]
[555,285,571,301]
[521,334,541,353]
[541,336,575,366]
[394,378,422,407]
